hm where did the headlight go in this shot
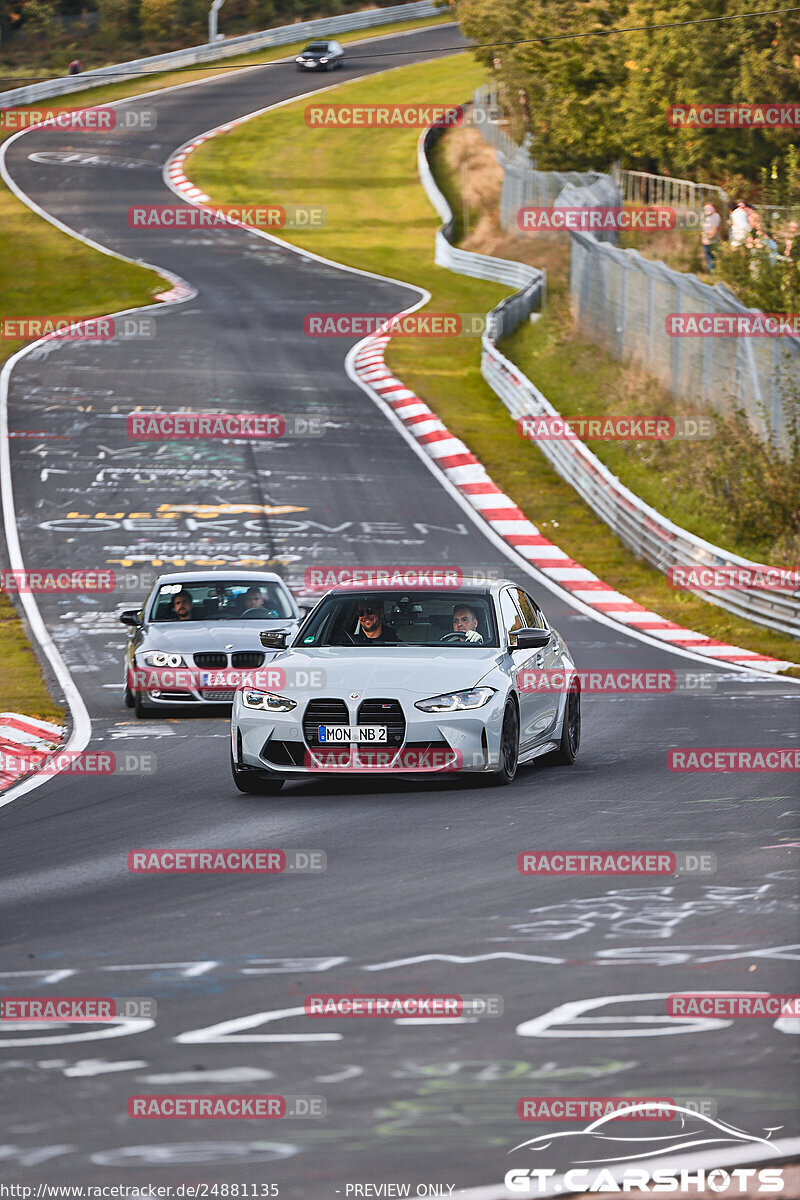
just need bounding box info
[415,687,496,713]
[242,690,297,712]
[142,651,185,668]
[319,57,328,62]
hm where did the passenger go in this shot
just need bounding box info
[353,600,399,643]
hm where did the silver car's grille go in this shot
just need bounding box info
[232,651,265,668]
[201,689,236,702]
[303,699,349,747]
[194,652,228,669]
[357,698,405,747]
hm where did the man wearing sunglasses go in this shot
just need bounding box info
[353,599,399,643]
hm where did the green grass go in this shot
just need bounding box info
[189,53,800,667]
[0,13,451,726]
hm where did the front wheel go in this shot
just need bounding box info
[134,690,153,718]
[491,701,519,785]
[230,746,284,794]
[551,681,581,764]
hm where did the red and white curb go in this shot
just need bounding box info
[0,713,65,793]
[352,335,793,673]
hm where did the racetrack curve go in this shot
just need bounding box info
[0,22,798,1191]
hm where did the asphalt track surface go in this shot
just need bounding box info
[1,22,799,1193]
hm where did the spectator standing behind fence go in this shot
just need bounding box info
[68,60,82,75]
[701,203,721,271]
[729,201,751,247]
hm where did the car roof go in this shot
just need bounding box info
[317,578,516,600]
[150,570,288,587]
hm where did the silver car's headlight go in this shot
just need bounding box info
[142,651,185,668]
[415,687,496,713]
[242,690,297,712]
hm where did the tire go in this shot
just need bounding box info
[230,745,284,795]
[551,681,581,765]
[124,685,135,709]
[491,700,520,785]
[134,690,153,718]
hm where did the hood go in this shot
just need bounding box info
[270,646,503,697]
[140,619,298,654]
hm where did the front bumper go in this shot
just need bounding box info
[233,693,508,778]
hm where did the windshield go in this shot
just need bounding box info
[304,43,328,52]
[296,591,498,648]
[148,580,295,623]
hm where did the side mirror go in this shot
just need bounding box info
[119,610,142,627]
[512,627,551,650]
[260,628,290,650]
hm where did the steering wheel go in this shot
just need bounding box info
[240,608,280,619]
[440,632,466,644]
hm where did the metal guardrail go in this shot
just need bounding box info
[0,1,440,107]
[417,111,800,639]
[418,122,546,339]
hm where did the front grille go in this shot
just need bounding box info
[357,698,405,747]
[200,689,236,702]
[232,651,265,668]
[303,698,349,747]
[194,652,228,669]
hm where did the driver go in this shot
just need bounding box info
[170,589,194,621]
[449,604,483,643]
[243,586,265,610]
[353,599,399,643]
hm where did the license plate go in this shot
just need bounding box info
[318,725,387,744]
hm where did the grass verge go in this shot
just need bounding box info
[189,53,800,666]
[0,13,451,726]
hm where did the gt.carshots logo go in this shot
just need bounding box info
[667,748,799,771]
[518,206,676,231]
[505,1105,786,1193]
[518,851,716,875]
[304,994,502,1016]
[304,104,463,128]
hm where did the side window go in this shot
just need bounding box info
[515,589,547,630]
[499,589,524,641]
